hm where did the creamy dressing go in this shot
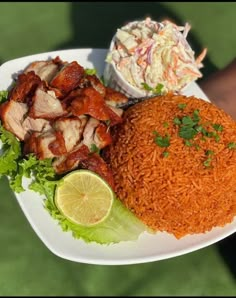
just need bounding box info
[106,18,207,94]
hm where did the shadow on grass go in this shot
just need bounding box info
[216,234,236,280]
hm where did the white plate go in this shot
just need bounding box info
[1,48,235,265]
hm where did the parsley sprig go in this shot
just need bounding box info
[175,109,200,140]
[153,131,170,147]
[141,83,164,95]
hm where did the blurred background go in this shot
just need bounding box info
[1,2,236,295]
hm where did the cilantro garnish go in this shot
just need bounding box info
[203,157,212,168]
[205,150,214,156]
[179,126,198,140]
[162,151,169,158]
[141,82,153,91]
[163,122,169,128]
[228,142,236,149]
[153,131,170,148]
[90,143,100,154]
[141,83,164,95]
[154,83,164,95]
[85,68,97,75]
[184,140,192,147]
[212,123,224,132]
[178,103,187,110]
[173,117,181,125]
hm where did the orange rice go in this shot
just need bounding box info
[106,94,236,238]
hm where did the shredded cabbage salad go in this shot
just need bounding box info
[106,17,207,94]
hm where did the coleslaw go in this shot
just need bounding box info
[105,17,207,95]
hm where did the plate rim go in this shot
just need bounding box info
[1,47,236,265]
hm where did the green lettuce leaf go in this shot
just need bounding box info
[0,90,8,103]
[0,111,148,244]
[45,196,149,244]
[0,125,22,177]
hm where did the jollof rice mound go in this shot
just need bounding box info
[106,94,236,239]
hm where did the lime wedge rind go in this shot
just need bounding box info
[55,170,114,227]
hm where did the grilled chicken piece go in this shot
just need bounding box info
[8,71,41,103]
[80,153,115,188]
[0,97,52,141]
[29,85,67,119]
[53,115,88,152]
[61,73,107,107]
[70,87,110,120]
[48,131,67,156]
[24,130,67,159]
[93,123,112,149]
[105,87,128,107]
[105,105,123,126]
[52,143,90,174]
[22,117,51,140]
[83,117,112,150]
[79,74,106,96]
[24,60,60,83]
[61,87,82,109]
[0,100,28,140]
[50,61,85,96]
[82,117,100,149]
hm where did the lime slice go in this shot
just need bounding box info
[55,170,114,226]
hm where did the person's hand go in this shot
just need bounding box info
[199,58,236,120]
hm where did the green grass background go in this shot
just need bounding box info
[0,2,236,296]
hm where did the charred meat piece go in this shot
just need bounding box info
[29,84,67,119]
[61,87,82,109]
[105,87,128,107]
[53,115,88,152]
[0,100,28,140]
[93,123,112,149]
[8,71,41,103]
[79,74,106,96]
[83,118,112,150]
[52,56,67,68]
[82,117,100,149]
[24,130,67,159]
[50,61,85,96]
[80,153,115,188]
[105,105,123,126]
[70,87,110,120]
[24,60,60,83]
[22,117,51,140]
[0,98,52,141]
[52,143,90,174]
[47,86,64,99]
[48,131,67,156]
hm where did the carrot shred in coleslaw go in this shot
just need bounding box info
[106,17,207,95]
